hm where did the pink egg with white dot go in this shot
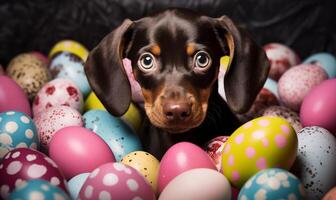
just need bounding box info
[0,148,68,199]
[79,162,155,200]
[32,78,84,116]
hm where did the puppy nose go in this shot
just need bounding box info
[163,103,191,121]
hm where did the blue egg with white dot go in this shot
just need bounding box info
[68,172,90,199]
[83,109,142,161]
[8,179,70,200]
[238,168,305,200]
[49,52,91,98]
[303,52,336,78]
[264,78,279,99]
[0,111,39,159]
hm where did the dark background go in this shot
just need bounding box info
[1,0,335,66]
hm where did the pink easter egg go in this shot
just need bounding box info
[0,75,31,117]
[34,106,83,149]
[32,78,83,116]
[264,43,300,80]
[79,162,155,200]
[158,142,216,193]
[278,64,328,111]
[49,126,115,179]
[0,148,68,199]
[300,79,336,134]
[205,136,229,171]
[31,51,49,64]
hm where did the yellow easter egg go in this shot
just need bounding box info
[49,40,89,61]
[221,116,298,188]
[84,92,143,132]
[121,151,160,193]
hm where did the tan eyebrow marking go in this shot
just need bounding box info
[150,45,161,56]
[186,43,197,56]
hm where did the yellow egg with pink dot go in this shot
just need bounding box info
[221,116,298,188]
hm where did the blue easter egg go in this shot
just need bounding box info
[49,52,91,97]
[263,78,279,99]
[68,172,90,199]
[303,53,336,78]
[238,168,305,200]
[83,110,142,161]
[0,111,39,159]
[8,179,70,200]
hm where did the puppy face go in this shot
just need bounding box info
[126,10,227,133]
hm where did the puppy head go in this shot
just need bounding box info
[85,9,270,133]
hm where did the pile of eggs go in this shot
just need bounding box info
[1,40,336,200]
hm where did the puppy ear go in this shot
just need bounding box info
[85,19,134,116]
[214,16,270,113]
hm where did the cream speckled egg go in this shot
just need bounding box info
[6,53,51,101]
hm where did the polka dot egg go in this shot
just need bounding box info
[79,162,155,200]
[0,111,39,159]
[238,168,305,200]
[0,148,67,199]
[222,116,298,188]
[8,179,70,200]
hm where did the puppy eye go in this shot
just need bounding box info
[194,51,211,71]
[138,53,156,72]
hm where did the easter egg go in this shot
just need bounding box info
[0,111,39,159]
[8,179,70,200]
[49,52,91,97]
[159,168,231,200]
[222,116,298,188]
[31,51,49,64]
[84,92,143,132]
[83,110,142,161]
[123,58,144,104]
[278,64,328,111]
[0,148,68,199]
[205,136,229,171]
[32,78,84,116]
[121,151,160,193]
[49,40,89,62]
[0,75,31,117]
[238,168,305,200]
[323,187,336,200]
[78,162,155,200]
[6,53,51,101]
[34,106,83,150]
[263,43,300,80]
[49,126,115,179]
[263,78,279,99]
[300,79,336,134]
[291,126,336,199]
[158,142,216,193]
[303,52,336,78]
[68,173,90,199]
[261,106,302,133]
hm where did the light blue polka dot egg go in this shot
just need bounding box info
[0,111,39,160]
[8,179,70,200]
[83,109,142,161]
[238,168,305,200]
[49,52,91,97]
[303,52,336,78]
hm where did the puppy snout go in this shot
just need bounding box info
[163,102,191,121]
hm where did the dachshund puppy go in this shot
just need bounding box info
[85,8,270,158]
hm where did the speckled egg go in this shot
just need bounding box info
[32,78,84,116]
[260,106,302,133]
[78,162,155,200]
[49,40,89,62]
[238,168,305,200]
[6,53,51,101]
[291,126,336,199]
[83,110,142,161]
[8,179,70,200]
[0,148,68,199]
[121,151,160,193]
[49,52,91,97]
[222,116,298,188]
[278,64,328,111]
[34,106,83,150]
[264,43,300,80]
[205,136,229,171]
[0,111,39,159]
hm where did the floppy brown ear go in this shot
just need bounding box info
[85,19,134,116]
[214,16,270,114]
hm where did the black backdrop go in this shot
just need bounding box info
[1,0,336,66]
